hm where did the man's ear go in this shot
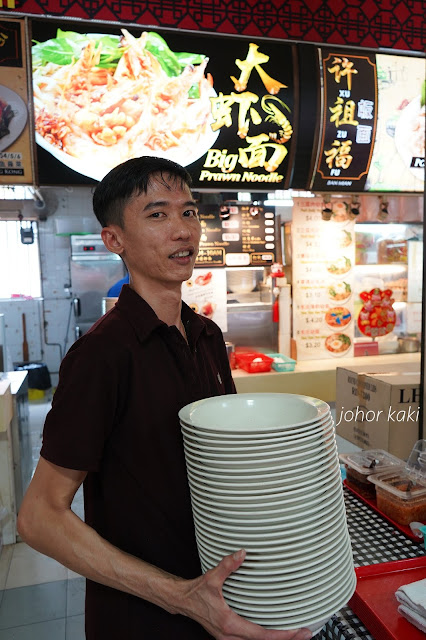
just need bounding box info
[101,226,125,256]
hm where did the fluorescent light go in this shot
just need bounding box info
[237,192,252,202]
[266,199,294,206]
[0,186,34,200]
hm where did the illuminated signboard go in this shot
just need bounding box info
[196,204,275,268]
[0,18,34,184]
[312,50,425,193]
[31,20,296,188]
[365,54,425,193]
[312,51,377,192]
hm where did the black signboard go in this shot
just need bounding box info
[311,51,377,192]
[196,203,275,268]
[0,20,22,67]
[31,19,296,189]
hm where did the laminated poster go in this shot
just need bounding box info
[292,197,355,361]
[182,267,227,333]
[0,18,34,184]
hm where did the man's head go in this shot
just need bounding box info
[93,156,193,229]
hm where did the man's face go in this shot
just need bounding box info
[110,174,201,290]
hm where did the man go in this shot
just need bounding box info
[18,157,311,640]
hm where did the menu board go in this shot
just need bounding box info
[0,18,34,184]
[196,204,275,268]
[312,51,377,192]
[365,54,425,193]
[31,20,296,188]
[292,197,355,361]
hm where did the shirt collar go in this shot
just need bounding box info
[114,284,215,343]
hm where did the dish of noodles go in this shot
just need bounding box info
[32,29,218,180]
[325,333,351,356]
[0,86,28,152]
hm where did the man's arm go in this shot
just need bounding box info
[18,457,311,640]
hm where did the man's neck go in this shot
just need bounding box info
[129,277,183,328]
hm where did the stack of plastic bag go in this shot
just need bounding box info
[395,578,426,633]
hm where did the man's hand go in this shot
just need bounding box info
[179,549,312,640]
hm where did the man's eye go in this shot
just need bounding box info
[184,209,198,217]
[150,212,163,218]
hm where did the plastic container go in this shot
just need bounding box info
[368,440,426,525]
[234,352,273,374]
[339,450,403,499]
[267,353,296,372]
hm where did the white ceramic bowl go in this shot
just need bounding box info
[186,453,339,486]
[193,496,346,541]
[189,473,342,516]
[225,571,356,623]
[187,466,338,496]
[222,549,352,598]
[187,464,340,501]
[194,508,347,557]
[191,483,344,529]
[223,564,355,611]
[183,429,336,460]
[194,499,347,548]
[179,393,330,433]
[200,535,352,580]
[197,526,348,573]
[189,468,341,510]
[181,415,333,444]
[184,442,338,472]
[219,538,353,586]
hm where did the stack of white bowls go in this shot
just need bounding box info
[179,393,356,635]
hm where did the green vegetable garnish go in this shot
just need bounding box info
[32,29,206,78]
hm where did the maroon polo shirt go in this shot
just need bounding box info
[41,285,236,640]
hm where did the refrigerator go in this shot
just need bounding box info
[70,234,126,337]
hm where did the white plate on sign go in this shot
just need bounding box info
[0,85,28,152]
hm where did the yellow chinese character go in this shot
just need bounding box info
[0,31,8,46]
[239,133,288,172]
[210,91,259,137]
[329,97,359,128]
[209,93,235,131]
[324,140,353,169]
[231,43,287,95]
[327,57,358,91]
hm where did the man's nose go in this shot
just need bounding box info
[171,218,192,239]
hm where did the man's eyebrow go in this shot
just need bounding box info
[143,200,198,211]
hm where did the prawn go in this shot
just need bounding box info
[261,95,293,143]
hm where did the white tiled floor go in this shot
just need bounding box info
[0,395,85,640]
[0,397,360,639]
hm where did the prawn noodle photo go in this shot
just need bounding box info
[32,28,215,181]
[31,20,295,187]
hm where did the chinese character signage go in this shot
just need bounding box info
[0,18,34,183]
[312,51,377,192]
[292,197,355,361]
[196,204,275,268]
[31,20,295,188]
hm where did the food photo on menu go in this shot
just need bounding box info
[0,86,28,152]
[32,28,217,180]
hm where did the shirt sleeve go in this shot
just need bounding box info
[41,334,124,471]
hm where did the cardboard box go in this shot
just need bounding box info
[0,380,12,433]
[335,363,420,460]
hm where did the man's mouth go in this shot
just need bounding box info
[169,249,193,259]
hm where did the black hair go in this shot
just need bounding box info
[92,156,193,228]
